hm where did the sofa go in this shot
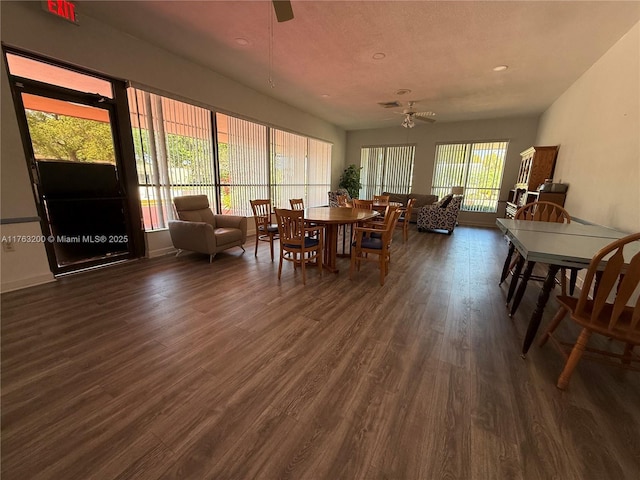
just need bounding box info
[417,194,463,235]
[169,195,247,262]
[382,192,438,223]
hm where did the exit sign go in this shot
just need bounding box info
[42,0,78,25]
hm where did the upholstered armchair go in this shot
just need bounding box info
[328,188,352,207]
[417,194,463,235]
[168,195,247,262]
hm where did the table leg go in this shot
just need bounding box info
[500,242,515,284]
[569,268,579,295]
[510,261,536,316]
[323,224,339,274]
[522,264,560,358]
[506,255,525,305]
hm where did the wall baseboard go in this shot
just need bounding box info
[147,246,177,258]
[1,273,56,293]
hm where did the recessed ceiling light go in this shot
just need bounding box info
[321,94,330,98]
[493,65,508,72]
[372,52,386,60]
[235,37,250,46]
[395,89,411,96]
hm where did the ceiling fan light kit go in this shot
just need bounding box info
[397,101,436,128]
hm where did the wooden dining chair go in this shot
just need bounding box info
[516,201,571,223]
[374,195,390,205]
[289,198,304,210]
[396,197,416,242]
[538,232,640,389]
[250,199,278,261]
[350,207,401,286]
[352,199,374,210]
[274,208,324,285]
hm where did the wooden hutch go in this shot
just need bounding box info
[506,145,566,218]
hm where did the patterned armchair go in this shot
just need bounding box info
[328,188,352,207]
[417,194,463,235]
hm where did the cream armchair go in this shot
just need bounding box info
[168,195,247,262]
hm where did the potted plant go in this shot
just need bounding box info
[339,164,362,199]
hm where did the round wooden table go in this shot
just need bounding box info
[304,207,379,273]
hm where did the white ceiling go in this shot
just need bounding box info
[80,1,640,130]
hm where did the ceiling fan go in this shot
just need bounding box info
[272,0,294,22]
[397,101,436,128]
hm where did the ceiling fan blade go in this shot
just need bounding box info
[414,116,436,123]
[272,0,294,22]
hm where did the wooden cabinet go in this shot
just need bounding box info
[516,146,559,191]
[506,146,564,218]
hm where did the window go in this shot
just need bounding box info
[360,145,415,198]
[129,88,332,229]
[128,88,216,230]
[432,141,509,213]
[217,113,268,217]
[270,129,332,210]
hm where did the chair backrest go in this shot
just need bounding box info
[352,199,374,210]
[575,232,640,334]
[337,194,348,207]
[250,199,272,231]
[274,208,306,247]
[374,195,390,205]
[515,201,571,223]
[174,195,215,226]
[289,198,304,210]
[385,207,402,243]
[403,197,416,219]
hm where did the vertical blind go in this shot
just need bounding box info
[128,88,332,228]
[270,128,307,209]
[432,141,508,213]
[217,113,268,216]
[360,145,415,198]
[128,88,216,230]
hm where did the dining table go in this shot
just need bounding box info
[496,218,636,357]
[305,207,379,273]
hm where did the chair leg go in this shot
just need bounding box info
[175,249,183,257]
[557,328,592,390]
[209,253,216,263]
[278,250,283,280]
[301,252,307,285]
[254,234,259,257]
[240,245,245,253]
[539,306,568,347]
[350,251,357,280]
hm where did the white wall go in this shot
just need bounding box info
[0,1,346,290]
[346,116,540,226]
[537,21,640,232]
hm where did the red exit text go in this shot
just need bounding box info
[43,0,78,25]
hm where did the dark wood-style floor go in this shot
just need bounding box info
[2,225,639,479]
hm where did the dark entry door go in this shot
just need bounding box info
[22,93,133,273]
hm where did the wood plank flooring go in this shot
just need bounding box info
[2,225,639,479]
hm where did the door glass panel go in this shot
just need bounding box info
[6,53,113,98]
[21,93,128,269]
[22,93,115,164]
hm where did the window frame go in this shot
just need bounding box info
[431,140,509,213]
[360,144,415,198]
